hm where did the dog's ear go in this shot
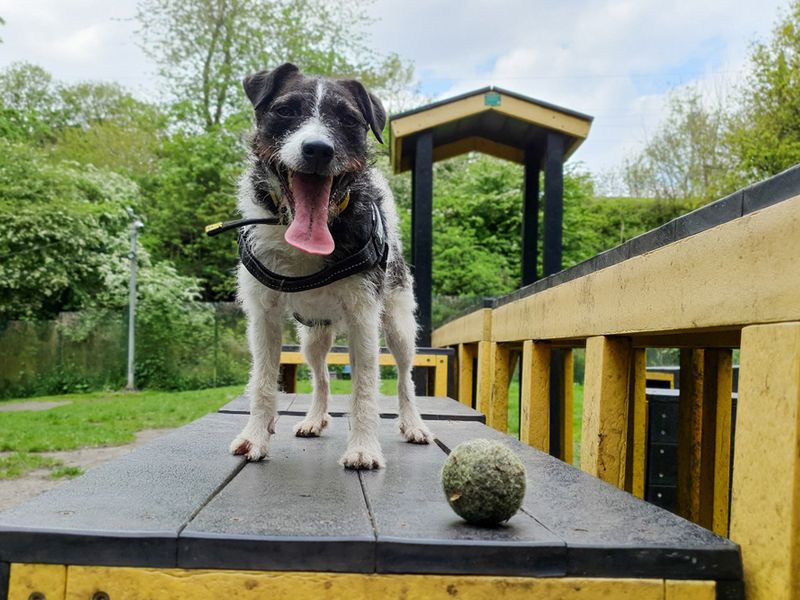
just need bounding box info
[341,80,387,144]
[243,63,300,111]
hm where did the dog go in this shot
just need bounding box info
[229,63,433,469]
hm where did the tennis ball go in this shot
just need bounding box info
[441,439,526,526]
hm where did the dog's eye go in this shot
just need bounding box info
[273,105,298,118]
[342,115,364,129]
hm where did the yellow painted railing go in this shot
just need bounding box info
[277,345,451,398]
[432,180,800,600]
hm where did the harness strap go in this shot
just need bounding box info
[206,203,388,293]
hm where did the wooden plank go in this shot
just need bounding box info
[430,136,524,166]
[626,349,648,498]
[520,340,550,452]
[560,349,574,464]
[730,323,800,600]
[489,343,512,432]
[279,351,444,368]
[179,416,374,572]
[491,194,800,342]
[412,131,434,345]
[363,421,565,577]
[63,566,672,600]
[433,308,492,347]
[0,414,248,567]
[677,349,716,529]
[581,336,632,488]
[664,580,716,600]
[8,563,65,600]
[457,343,476,407]
[475,340,493,418]
[434,420,743,581]
[433,355,449,397]
[710,349,733,537]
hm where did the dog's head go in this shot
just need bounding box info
[243,63,386,256]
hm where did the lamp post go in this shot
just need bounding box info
[126,212,144,391]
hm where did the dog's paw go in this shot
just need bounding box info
[229,431,270,461]
[339,445,385,470]
[293,414,331,437]
[399,420,433,444]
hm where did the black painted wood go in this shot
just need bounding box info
[522,147,540,286]
[219,394,485,423]
[548,348,564,459]
[0,413,247,567]
[179,417,375,572]
[363,420,565,576]
[543,131,565,276]
[412,131,434,347]
[433,420,742,581]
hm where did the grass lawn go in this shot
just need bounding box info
[0,385,243,479]
[295,378,398,396]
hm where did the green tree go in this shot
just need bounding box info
[0,62,62,144]
[135,0,412,131]
[622,88,731,204]
[727,0,800,179]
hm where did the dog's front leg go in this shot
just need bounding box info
[340,300,385,469]
[230,306,282,461]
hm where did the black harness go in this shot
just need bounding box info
[205,202,388,294]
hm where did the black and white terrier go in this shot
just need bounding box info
[230,63,432,469]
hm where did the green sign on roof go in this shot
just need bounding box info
[484,92,501,107]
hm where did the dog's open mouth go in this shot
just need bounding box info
[272,165,350,256]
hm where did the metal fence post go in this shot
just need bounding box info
[126,211,144,391]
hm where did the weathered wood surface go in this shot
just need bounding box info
[0,396,741,593]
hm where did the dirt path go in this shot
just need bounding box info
[0,429,175,513]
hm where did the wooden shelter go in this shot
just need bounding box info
[389,86,593,344]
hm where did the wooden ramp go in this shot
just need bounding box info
[0,395,742,600]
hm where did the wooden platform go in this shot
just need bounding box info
[0,395,743,599]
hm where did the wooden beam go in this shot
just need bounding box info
[520,340,550,452]
[730,322,800,600]
[581,336,632,487]
[432,308,492,347]
[708,349,733,537]
[412,131,433,347]
[475,341,493,418]
[457,343,476,407]
[491,194,800,342]
[625,349,648,498]
[560,349,575,464]
[543,132,564,277]
[522,148,540,286]
[488,342,512,432]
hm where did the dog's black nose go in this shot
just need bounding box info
[301,139,334,170]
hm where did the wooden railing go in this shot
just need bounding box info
[432,165,800,600]
[277,345,453,398]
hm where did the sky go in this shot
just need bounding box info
[0,0,788,181]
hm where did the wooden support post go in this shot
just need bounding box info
[625,349,648,498]
[475,341,493,417]
[433,355,449,398]
[543,132,564,277]
[521,340,550,452]
[677,349,718,528]
[411,130,433,347]
[560,349,574,464]
[489,342,512,432]
[581,336,632,487]
[730,323,800,600]
[457,343,476,407]
[279,364,297,393]
[706,349,733,536]
[521,147,540,286]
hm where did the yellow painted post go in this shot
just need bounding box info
[677,349,719,529]
[457,343,476,407]
[433,355,449,397]
[625,348,647,498]
[520,340,550,452]
[8,563,67,600]
[488,342,511,432]
[560,349,574,464]
[730,323,800,600]
[581,336,633,487]
[706,348,733,537]
[475,340,493,418]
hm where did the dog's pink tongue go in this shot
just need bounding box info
[285,173,335,255]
